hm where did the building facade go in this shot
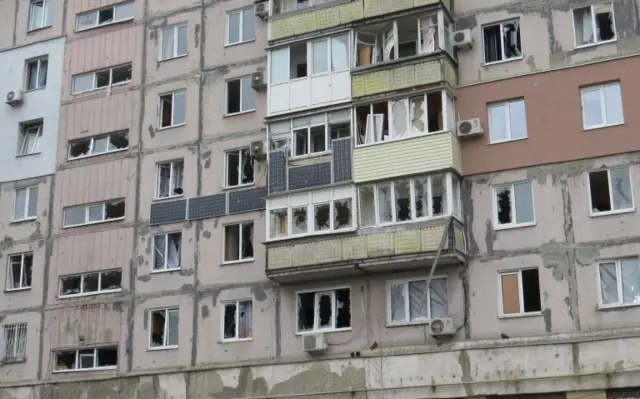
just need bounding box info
[2,0,640,398]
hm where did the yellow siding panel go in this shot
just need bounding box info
[421,226,445,251]
[454,225,465,254]
[395,230,421,254]
[268,247,294,270]
[343,236,368,259]
[353,132,458,183]
[451,133,462,174]
[316,239,342,263]
[352,75,366,98]
[364,70,391,95]
[293,244,319,266]
[352,60,441,98]
[367,232,394,257]
[391,0,418,13]
[445,59,457,87]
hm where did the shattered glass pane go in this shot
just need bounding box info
[333,199,352,230]
[238,301,252,339]
[394,180,412,221]
[292,207,308,234]
[314,203,330,232]
[408,280,428,322]
[335,288,351,328]
[224,303,237,339]
[496,186,512,224]
[83,273,99,293]
[610,167,632,211]
[297,292,314,331]
[432,175,447,217]
[317,291,333,329]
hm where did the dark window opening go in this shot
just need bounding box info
[318,293,332,328]
[310,125,326,153]
[61,276,81,295]
[98,8,114,24]
[101,271,122,290]
[426,92,443,132]
[497,187,512,224]
[241,150,253,184]
[109,132,128,149]
[55,351,76,370]
[356,101,389,144]
[150,311,166,347]
[314,203,330,231]
[160,95,173,128]
[105,200,125,219]
[69,139,91,158]
[111,65,132,85]
[297,292,314,331]
[227,79,241,114]
[226,149,254,187]
[224,222,254,262]
[83,273,99,293]
[483,20,521,63]
[96,347,118,367]
[227,151,239,186]
[335,288,351,328]
[521,269,542,313]
[589,170,611,212]
[223,303,236,339]
[334,199,352,229]
[95,70,110,88]
[395,180,412,221]
[290,43,307,79]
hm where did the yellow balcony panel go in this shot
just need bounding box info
[364,0,446,18]
[266,218,465,283]
[352,131,461,184]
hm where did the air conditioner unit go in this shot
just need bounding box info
[251,71,267,91]
[429,317,455,336]
[457,118,484,138]
[452,29,473,50]
[255,1,268,20]
[303,333,327,353]
[250,140,266,160]
[6,89,23,106]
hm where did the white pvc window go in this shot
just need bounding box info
[153,233,182,271]
[296,288,351,333]
[226,7,255,45]
[13,186,38,221]
[222,300,253,341]
[573,3,616,47]
[63,200,125,227]
[6,253,33,291]
[71,64,132,94]
[160,24,188,61]
[488,99,528,143]
[493,181,535,228]
[581,82,624,129]
[68,131,129,159]
[149,308,179,348]
[76,1,134,31]
[387,278,448,325]
[159,91,187,128]
[28,0,51,31]
[588,167,633,215]
[598,258,640,307]
[54,347,118,371]
[19,123,43,156]
[59,270,122,298]
[25,57,48,90]
[156,160,184,199]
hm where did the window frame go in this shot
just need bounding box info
[492,180,536,230]
[58,269,123,298]
[148,308,179,349]
[498,268,542,317]
[52,346,118,372]
[155,160,184,200]
[28,0,50,32]
[597,258,640,308]
[158,90,187,129]
[12,185,38,222]
[1,323,27,362]
[481,18,523,65]
[587,167,635,217]
[580,82,624,130]
[221,299,253,342]
[71,63,133,94]
[18,122,43,156]
[152,232,182,272]
[25,56,48,91]
[159,24,188,61]
[222,221,255,264]
[487,99,528,143]
[67,131,129,160]
[62,199,126,228]
[572,3,617,48]
[225,76,255,116]
[225,7,256,46]
[224,148,254,188]
[6,252,33,291]
[295,286,352,334]
[386,276,448,326]
[75,1,135,32]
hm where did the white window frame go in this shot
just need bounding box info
[155,160,184,199]
[75,1,134,32]
[71,64,132,94]
[587,167,635,216]
[386,277,447,326]
[225,148,254,188]
[221,299,253,342]
[487,99,527,143]
[6,253,33,291]
[597,258,640,308]
[159,24,188,61]
[52,346,118,372]
[25,57,48,91]
[225,76,255,115]
[58,269,122,298]
[482,18,523,65]
[498,268,541,317]
[274,109,351,158]
[492,181,536,229]
[272,0,332,15]
[152,232,182,272]
[580,82,624,130]
[28,0,50,32]
[1,323,27,362]
[572,3,617,48]
[222,221,254,264]
[295,286,352,334]
[62,200,125,228]
[67,131,129,160]
[148,308,179,349]
[19,123,43,156]
[12,186,38,222]
[225,7,255,46]
[158,90,187,128]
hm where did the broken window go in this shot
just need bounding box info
[269,208,288,239]
[226,76,255,115]
[224,222,254,263]
[68,131,129,159]
[297,288,351,332]
[153,232,181,271]
[59,269,122,297]
[2,323,27,362]
[272,0,332,14]
[61,200,125,227]
[328,110,351,148]
[6,253,33,291]
[13,185,38,221]
[388,277,447,325]
[573,3,616,47]
[71,63,132,94]
[25,57,48,90]
[18,122,43,156]
[53,346,118,371]
[494,181,534,227]
[588,167,633,214]
[222,300,253,340]
[333,198,352,230]
[488,99,527,143]
[149,308,179,348]
[500,268,541,316]
[292,206,308,234]
[418,16,439,55]
[599,258,640,307]
[156,160,184,199]
[581,82,623,129]
[159,90,186,128]
[314,203,330,232]
[273,110,350,157]
[394,180,412,221]
[226,148,254,187]
[161,24,188,61]
[483,19,521,64]
[76,1,133,31]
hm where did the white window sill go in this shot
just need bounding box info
[27,25,52,33]
[148,345,179,351]
[16,152,42,158]
[152,194,184,202]
[221,258,254,266]
[63,217,125,229]
[488,136,528,145]
[223,182,255,191]
[75,18,134,33]
[158,54,188,63]
[68,148,129,162]
[72,81,131,96]
[5,287,31,293]
[483,56,524,67]
[220,337,253,343]
[267,226,356,243]
[224,109,256,118]
[24,87,46,93]
[52,366,117,374]
[150,268,181,274]
[575,39,617,50]
[295,327,351,336]
[10,217,37,224]
[360,214,451,230]
[590,208,635,218]
[583,122,625,131]
[157,123,186,131]
[498,311,542,319]
[598,302,640,311]
[224,39,256,48]
[493,221,536,231]
[58,289,122,299]
[354,130,448,149]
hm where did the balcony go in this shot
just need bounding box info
[268,0,451,41]
[266,217,465,283]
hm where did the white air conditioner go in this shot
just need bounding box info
[429,317,455,336]
[250,140,266,160]
[457,118,484,138]
[302,333,327,353]
[6,89,23,106]
[255,1,268,20]
[452,29,473,50]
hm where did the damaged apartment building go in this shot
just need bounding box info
[3,0,640,398]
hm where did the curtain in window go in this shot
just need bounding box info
[484,28,500,62]
[430,279,448,317]
[365,114,384,143]
[599,263,617,305]
[167,235,180,268]
[621,259,640,304]
[239,301,253,338]
[420,17,437,54]
[173,163,184,193]
[158,165,171,197]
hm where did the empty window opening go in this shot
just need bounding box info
[574,3,615,47]
[19,122,43,156]
[589,167,633,214]
[54,347,118,371]
[153,233,181,271]
[7,253,33,291]
[76,2,134,31]
[500,268,541,316]
[2,323,27,362]
[290,42,307,79]
[13,185,38,221]
[68,131,129,159]
[388,278,448,325]
[314,203,330,232]
[150,308,179,348]
[226,148,254,187]
[224,222,254,263]
[599,258,640,307]
[226,76,255,115]
[157,160,184,199]
[395,180,412,221]
[483,19,521,64]
[105,200,125,219]
[59,270,122,297]
[26,57,48,90]
[494,181,534,227]
[161,24,188,61]
[297,288,351,332]
[159,91,186,128]
[333,198,352,229]
[223,300,253,340]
